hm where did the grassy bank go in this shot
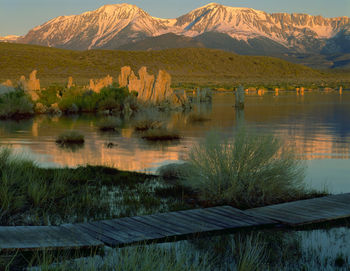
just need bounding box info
[0,148,188,226]
[1,43,349,87]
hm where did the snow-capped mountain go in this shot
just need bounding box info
[16,3,350,54]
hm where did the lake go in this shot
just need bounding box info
[0,91,350,193]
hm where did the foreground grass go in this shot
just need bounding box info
[4,233,270,271]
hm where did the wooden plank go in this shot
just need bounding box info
[218,206,277,224]
[245,207,316,224]
[149,213,202,232]
[131,215,189,235]
[199,208,260,228]
[245,193,350,226]
[259,198,350,218]
[176,210,224,231]
[100,220,164,242]
[210,206,276,226]
[86,222,141,244]
[178,209,228,229]
[204,208,259,227]
[60,224,103,247]
[74,223,122,246]
[115,217,171,238]
[167,212,219,232]
[0,226,102,251]
[129,216,181,236]
[151,212,200,230]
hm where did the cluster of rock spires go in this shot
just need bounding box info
[0,70,41,102]
[118,66,189,107]
[1,67,210,115]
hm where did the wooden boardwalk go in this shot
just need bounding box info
[1,193,350,252]
[245,193,350,226]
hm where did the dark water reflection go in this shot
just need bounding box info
[0,91,350,193]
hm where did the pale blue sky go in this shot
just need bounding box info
[0,0,349,36]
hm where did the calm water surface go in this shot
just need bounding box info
[1,91,350,193]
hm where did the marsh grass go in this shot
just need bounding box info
[235,235,267,271]
[133,108,165,132]
[141,129,181,141]
[182,130,309,208]
[3,243,212,271]
[55,131,85,145]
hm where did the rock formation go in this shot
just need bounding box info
[138,67,155,101]
[2,80,13,87]
[67,76,74,89]
[118,66,188,108]
[28,70,40,91]
[152,70,173,104]
[88,75,113,93]
[127,71,142,94]
[18,70,41,101]
[118,66,132,87]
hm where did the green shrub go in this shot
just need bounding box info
[0,90,34,119]
[37,85,63,107]
[182,130,306,208]
[58,85,131,113]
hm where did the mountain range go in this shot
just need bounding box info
[2,3,350,68]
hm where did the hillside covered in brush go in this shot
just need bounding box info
[0,42,345,87]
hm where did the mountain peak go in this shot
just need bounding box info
[202,3,222,8]
[97,3,140,11]
[95,3,146,16]
[17,3,350,54]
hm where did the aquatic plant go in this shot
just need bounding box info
[133,108,165,131]
[141,128,181,141]
[182,130,307,208]
[55,131,85,145]
[97,117,122,132]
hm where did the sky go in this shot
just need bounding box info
[0,0,349,36]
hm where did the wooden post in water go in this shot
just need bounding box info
[235,85,245,109]
[340,86,343,95]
